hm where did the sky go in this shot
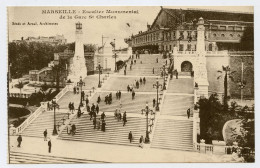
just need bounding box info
[8,6,253,48]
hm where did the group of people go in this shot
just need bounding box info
[104,93,113,104]
[114,110,127,126]
[116,90,122,100]
[128,131,144,148]
[66,123,77,135]
[68,102,75,113]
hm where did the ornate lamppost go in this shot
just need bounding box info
[96,63,103,88]
[52,98,59,135]
[141,103,154,143]
[112,39,119,72]
[153,78,162,111]
[77,76,85,107]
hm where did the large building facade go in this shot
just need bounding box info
[130,8,253,53]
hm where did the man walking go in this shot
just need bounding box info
[187,108,191,119]
[132,90,135,100]
[48,139,52,153]
[96,104,99,114]
[118,90,121,99]
[97,95,101,104]
[17,135,22,147]
[86,96,89,105]
[176,70,178,79]
[128,131,133,143]
[43,129,47,141]
[123,111,127,126]
[93,117,97,129]
[139,136,144,148]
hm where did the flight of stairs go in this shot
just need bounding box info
[167,78,194,94]
[58,114,146,146]
[151,119,194,151]
[161,95,194,116]
[90,92,156,114]
[9,151,108,163]
[21,112,68,137]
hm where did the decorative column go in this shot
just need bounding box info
[194,17,209,98]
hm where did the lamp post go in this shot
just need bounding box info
[112,39,119,72]
[52,98,59,135]
[77,76,85,107]
[153,78,162,111]
[160,64,167,90]
[141,103,153,143]
[96,63,103,88]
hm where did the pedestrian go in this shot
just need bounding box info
[140,77,143,85]
[86,104,90,112]
[101,120,106,132]
[86,96,89,105]
[97,95,101,104]
[91,103,95,113]
[96,104,99,114]
[139,136,144,148]
[73,87,76,94]
[97,118,101,130]
[143,77,146,84]
[156,58,158,63]
[77,106,82,118]
[176,70,178,79]
[127,85,130,92]
[187,108,191,119]
[17,135,22,147]
[124,69,126,75]
[132,90,135,100]
[71,103,75,114]
[118,90,121,99]
[89,111,93,120]
[105,95,108,104]
[131,60,133,65]
[123,111,127,126]
[68,102,72,112]
[128,131,133,143]
[153,98,156,108]
[152,67,155,74]
[93,110,97,118]
[93,117,97,129]
[117,111,122,121]
[43,129,47,141]
[114,109,118,119]
[71,124,76,135]
[101,112,106,120]
[136,81,139,89]
[48,139,52,153]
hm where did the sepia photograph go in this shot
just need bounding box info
[6,5,254,164]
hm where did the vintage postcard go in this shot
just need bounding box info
[7,6,254,164]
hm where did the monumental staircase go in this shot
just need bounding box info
[21,111,68,138]
[10,151,108,163]
[58,114,146,146]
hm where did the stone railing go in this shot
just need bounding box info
[9,93,31,99]
[206,50,228,56]
[10,85,71,136]
[176,51,196,55]
[10,106,45,135]
[228,51,254,56]
[55,85,70,101]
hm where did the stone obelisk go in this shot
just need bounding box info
[68,22,87,82]
[195,17,209,98]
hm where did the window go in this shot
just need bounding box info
[219,26,226,30]
[221,34,225,37]
[179,44,184,51]
[187,44,191,51]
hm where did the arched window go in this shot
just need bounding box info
[221,34,225,37]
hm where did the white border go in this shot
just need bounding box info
[0,0,258,168]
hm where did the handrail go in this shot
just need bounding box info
[14,106,45,135]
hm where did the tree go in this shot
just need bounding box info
[217,66,236,110]
[16,80,24,97]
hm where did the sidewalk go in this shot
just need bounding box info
[9,136,234,163]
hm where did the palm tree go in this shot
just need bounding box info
[17,80,24,98]
[217,65,236,110]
